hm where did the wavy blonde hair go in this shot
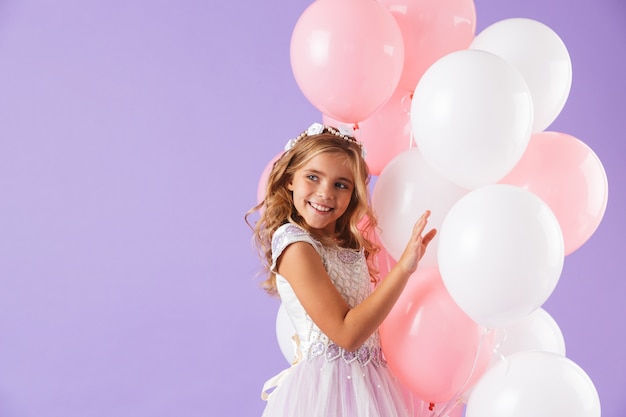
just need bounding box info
[246,131,380,296]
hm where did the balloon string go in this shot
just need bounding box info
[491,328,508,367]
[401,92,416,149]
[400,91,412,115]
[429,397,463,417]
[428,329,492,417]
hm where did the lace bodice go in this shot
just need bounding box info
[271,223,382,365]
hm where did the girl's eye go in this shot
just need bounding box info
[335,182,349,190]
[306,174,318,181]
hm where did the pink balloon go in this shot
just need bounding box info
[373,231,398,278]
[323,89,414,175]
[357,215,397,279]
[380,268,494,404]
[446,403,466,417]
[257,153,281,204]
[290,0,404,123]
[380,0,476,92]
[500,132,608,255]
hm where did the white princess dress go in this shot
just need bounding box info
[261,223,428,417]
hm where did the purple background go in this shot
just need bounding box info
[0,0,623,416]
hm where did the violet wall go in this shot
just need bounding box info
[0,0,623,416]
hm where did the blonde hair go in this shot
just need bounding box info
[246,131,380,296]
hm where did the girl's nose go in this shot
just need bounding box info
[316,182,334,199]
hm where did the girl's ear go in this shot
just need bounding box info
[287,180,294,191]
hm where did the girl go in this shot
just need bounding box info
[247,123,437,416]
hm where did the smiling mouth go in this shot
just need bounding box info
[308,201,333,213]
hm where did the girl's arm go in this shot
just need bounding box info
[276,211,436,352]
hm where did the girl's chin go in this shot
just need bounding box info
[305,219,335,234]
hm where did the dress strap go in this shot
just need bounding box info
[261,334,302,401]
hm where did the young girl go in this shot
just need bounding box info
[247,123,437,416]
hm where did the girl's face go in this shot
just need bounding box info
[288,152,355,236]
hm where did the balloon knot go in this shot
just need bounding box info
[429,402,435,411]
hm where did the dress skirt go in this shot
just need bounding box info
[262,355,429,417]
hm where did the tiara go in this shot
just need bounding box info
[284,122,367,159]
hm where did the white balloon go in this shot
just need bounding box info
[411,49,533,189]
[466,351,601,417]
[372,148,469,268]
[471,18,572,133]
[275,303,297,364]
[496,307,566,358]
[438,184,564,328]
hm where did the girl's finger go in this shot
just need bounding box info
[424,229,437,243]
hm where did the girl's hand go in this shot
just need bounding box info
[397,210,437,275]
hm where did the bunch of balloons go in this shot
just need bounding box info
[261,0,607,416]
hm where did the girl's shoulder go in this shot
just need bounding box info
[274,222,310,239]
[271,223,323,271]
[271,222,322,251]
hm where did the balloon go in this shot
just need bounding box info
[290,0,404,123]
[257,153,281,204]
[471,18,572,132]
[444,402,465,417]
[372,148,469,269]
[276,303,297,364]
[496,307,566,359]
[380,268,494,404]
[373,236,397,278]
[357,215,397,279]
[411,49,533,189]
[500,131,608,255]
[427,400,466,417]
[323,89,414,175]
[438,184,564,328]
[466,351,601,417]
[380,0,476,92]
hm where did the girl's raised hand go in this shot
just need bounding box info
[396,210,437,275]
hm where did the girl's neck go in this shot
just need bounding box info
[289,218,340,246]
